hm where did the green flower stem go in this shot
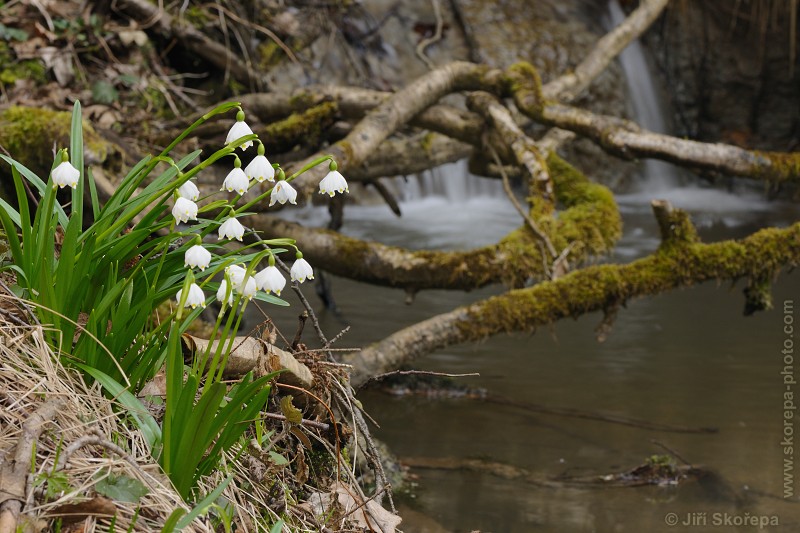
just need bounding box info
[96,139,253,243]
[161,101,242,156]
[30,180,59,292]
[286,155,334,181]
[150,221,178,292]
[195,305,227,375]
[203,296,240,394]
[118,155,179,204]
[215,304,246,384]
[234,154,333,215]
[174,271,196,321]
[162,321,182,475]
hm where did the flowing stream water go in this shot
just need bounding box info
[262,4,800,530]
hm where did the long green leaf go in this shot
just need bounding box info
[173,476,233,530]
[0,203,23,270]
[87,167,100,219]
[172,381,226,497]
[11,166,30,248]
[0,155,68,228]
[70,100,84,228]
[162,320,186,475]
[54,211,83,320]
[160,509,187,533]
[78,364,161,453]
[0,198,21,227]
[92,155,151,231]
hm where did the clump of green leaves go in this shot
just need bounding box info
[0,100,344,500]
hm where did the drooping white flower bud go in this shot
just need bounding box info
[226,109,254,150]
[255,265,286,296]
[51,155,80,189]
[245,143,275,183]
[222,158,250,195]
[178,180,200,201]
[269,180,297,206]
[319,161,348,197]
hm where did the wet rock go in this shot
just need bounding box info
[644,1,799,151]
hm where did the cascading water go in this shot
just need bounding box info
[285,0,781,251]
[398,158,506,203]
[604,0,682,193]
[284,159,522,250]
[604,0,775,230]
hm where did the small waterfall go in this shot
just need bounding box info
[399,159,507,203]
[604,0,682,192]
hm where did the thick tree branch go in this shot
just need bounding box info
[347,134,472,182]
[535,102,800,184]
[250,153,620,291]
[467,91,554,204]
[241,89,486,148]
[343,209,800,386]
[542,0,671,102]
[250,62,506,200]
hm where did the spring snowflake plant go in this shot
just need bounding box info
[0,101,348,500]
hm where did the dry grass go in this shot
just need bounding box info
[0,289,393,532]
[0,304,213,532]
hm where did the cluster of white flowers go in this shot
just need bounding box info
[168,108,345,311]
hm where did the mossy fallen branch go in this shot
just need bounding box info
[343,208,800,386]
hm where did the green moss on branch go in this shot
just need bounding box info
[262,101,339,152]
[754,151,800,184]
[460,221,800,339]
[505,61,545,115]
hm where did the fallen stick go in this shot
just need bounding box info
[0,398,65,533]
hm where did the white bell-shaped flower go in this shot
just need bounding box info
[245,143,275,183]
[216,279,234,305]
[290,255,314,283]
[218,216,245,241]
[177,283,206,309]
[184,244,211,270]
[226,264,246,285]
[178,180,200,201]
[255,265,286,296]
[52,160,80,189]
[226,110,254,150]
[269,180,297,206]
[225,264,256,300]
[172,197,198,223]
[245,155,275,183]
[222,161,250,195]
[319,170,349,197]
[238,276,257,300]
